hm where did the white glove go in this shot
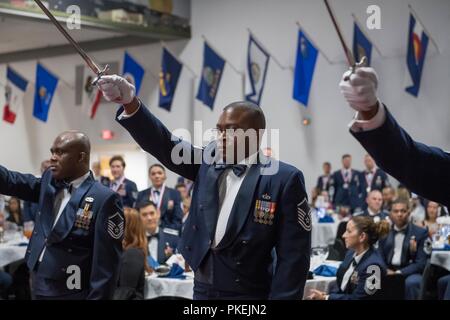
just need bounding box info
[339,67,379,112]
[96,75,136,105]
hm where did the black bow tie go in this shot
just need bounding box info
[394,229,406,235]
[351,258,357,267]
[53,180,72,194]
[147,233,159,241]
[215,164,247,177]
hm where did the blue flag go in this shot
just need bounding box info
[405,13,429,97]
[33,64,58,122]
[245,35,270,105]
[196,42,225,109]
[159,48,182,111]
[122,52,145,95]
[293,30,318,107]
[353,22,372,66]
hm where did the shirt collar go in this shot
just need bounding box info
[394,224,408,232]
[353,249,369,264]
[70,171,91,191]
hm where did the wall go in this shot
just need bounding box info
[0,0,449,196]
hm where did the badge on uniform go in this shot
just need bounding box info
[108,211,124,239]
[74,197,94,230]
[167,200,174,210]
[297,198,312,231]
[254,194,276,225]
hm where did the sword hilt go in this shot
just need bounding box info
[343,56,367,81]
[91,65,110,86]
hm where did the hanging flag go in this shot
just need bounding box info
[33,64,58,123]
[3,66,28,124]
[293,30,319,107]
[196,42,225,109]
[353,22,372,66]
[122,52,145,95]
[81,70,102,119]
[405,13,429,97]
[245,35,270,105]
[159,48,183,111]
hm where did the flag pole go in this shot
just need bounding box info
[351,13,383,57]
[201,35,243,75]
[160,41,198,78]
[408,4,440,54]
[295,21,333,64]
[247,28,292,71]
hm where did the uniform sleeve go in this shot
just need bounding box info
[116,104,202,182]
[270,170,311,300]
[129,181,138,208]
[0,165,41,202]
[352,105,450,206]
[87,193,124,300]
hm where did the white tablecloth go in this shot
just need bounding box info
[0,233,28,267]
[430,250,450,272]
[144,261,342,300]
[311,220,340,247]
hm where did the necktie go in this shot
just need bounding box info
[215,164,247,177]
[341,258,357,292]
[52,182,72,217]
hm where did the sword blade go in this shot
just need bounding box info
[33,0,102,75]
[323,0,355,67]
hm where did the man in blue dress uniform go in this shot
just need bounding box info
[97,74,311,300]
[0,131,124,299]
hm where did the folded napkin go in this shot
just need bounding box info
[160,263,186,279]
[313,264,338,277]
[318,215,335,223]
[147,255,160,269]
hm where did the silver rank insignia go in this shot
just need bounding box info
[108,211,124,239]
[254,197,276,225]
[297,198,312,231]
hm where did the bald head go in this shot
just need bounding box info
[216,101,266,163]
[50,131,91,181]
[222,101,266,131]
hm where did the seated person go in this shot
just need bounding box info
[309,216,388,300]
[354,190,389,222]
[136,164,183,231]
[114,208,152,300]
[410,194,426,224]
[417,201,440,237]
[382,186,396,212]
[137,201,180,266]
[5,197,23,227]
[378,199,430,300]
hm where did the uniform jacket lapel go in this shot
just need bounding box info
[48,174,95,244]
